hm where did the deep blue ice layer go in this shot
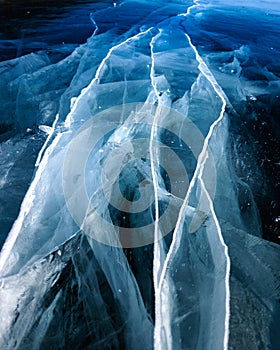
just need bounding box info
[0,0,110,61]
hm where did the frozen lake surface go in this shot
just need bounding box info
[0,0,279,349]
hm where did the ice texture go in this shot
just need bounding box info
[0,0,279,349]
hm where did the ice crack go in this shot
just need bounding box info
[153,1,231,349]
[64,27,154,129]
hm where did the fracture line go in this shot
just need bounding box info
[0,134,62,273]
[199,173,231,350]
[64,27,153,128]
[149,29,162,284]
[179,0,199,17]
[35,17,99,167]
[0,28,153,273]
[35,113,59,167]
[89,17,99,36]
[187,30,230,350]
[0,20,103,272]
[149,29,166,350]
[157,3,231,349]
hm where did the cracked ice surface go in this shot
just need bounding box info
[0,0,279,349]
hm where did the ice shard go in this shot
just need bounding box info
[0,0,279,349]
